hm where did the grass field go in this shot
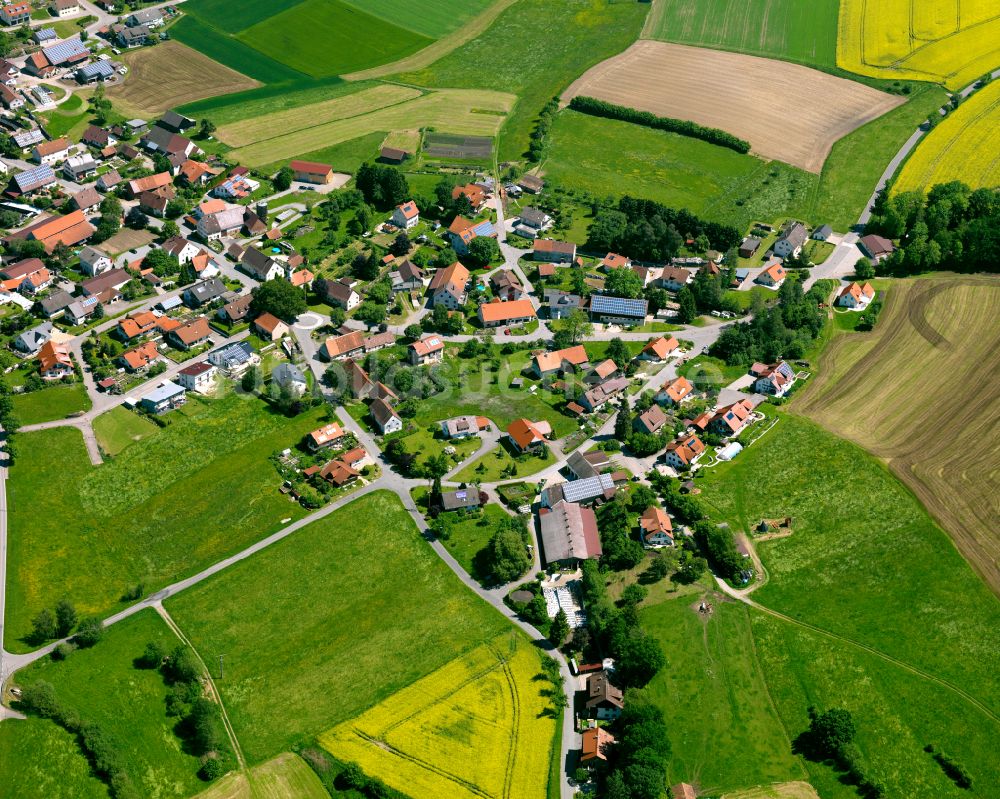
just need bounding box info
[340,0,496,38]
[452,441,556,484]
[696,411,1000,713]
[0,718,108,799]
[11,383,90,425]
[225,87,514,167]
[11,610,205,797]
[39,93,89,139]
[895,81,1000,192]
[92,406,159,457]
[192,753,329,799]
[167,491,509,761]
[236,0,432,79]
[395,0,648,162]
[637,600,806,793]
[721,784,819,799]
[838,0,1000,90]
[178,0,305,34]
[563,41,904,173]
[319,633,556,799]
[795,276,1000,596]
[435,504,514,582]
[4,394,328,652]
[108,41,261,119]
[642,0,839,68]
[263,131,386,175]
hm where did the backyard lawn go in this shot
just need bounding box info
[167,490,509,762]
[452,438,555,484]
[4,393,328,652]
[11,383,91,425]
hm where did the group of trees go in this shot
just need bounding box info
[867,182,1000,275]
[710,278,827,366]
[600,700,673,799]
[0,375,19,464]
[692,520,746,581]
[91,195,123,244]
[355,163,410,211]
[528,97,559,162]
[29,597,80,646]
[795,707,886,798]
[481,515,533,585]
[570,95,751,154]
[587,197,741,263]
[250,278,308,322]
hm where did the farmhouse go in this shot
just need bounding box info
[408,335,445,365]
[533,238,576,263]
[477,298,536,328]
[518,174,544,193]
[640,336,679,361]
[197,206,245,240]
[753,361,796,396]
[370,397,402,434]
[32,137,70,166]
[71,186,103,215]
[581,727,616,763]
[586,672,624,720]
[532,344,589,378]
[448,216,496,254]
[837,281,875,309]
[290,160,334,184]
[507,418,551,453]
[427,261,469,310]
[175,361,217,393]
[320,331,365,361]
[739,236,761,258]
[390,259,424,293]
[657,376,693,405]
[538,499,602,565]
[639,506,674,547]
[579,377,629,412]
[756,263,786,288]
[589,295,648,325]
[859,234,895,263]
[8,210,94,253]
[663,433,706,470]
[773,222,808,259]
[241,248,285,282]
[391,200,419,229]
[451,183,487,212]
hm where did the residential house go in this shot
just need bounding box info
[541,474,617,508]
[752,361,796,396]
[581,727,616,764]
[0,2,31,25]
[516,206,552,235]
[305,423,345,452]
[507,418,551,453]
[837,281,875,309]
[812,224,833,241]
[710,399,755,436]
[565,449,611,481]
[600,252,631,271]
[588,295,648,324]
[310,455,360,488]
[241,247,285,282]
[317,277,360,310]
[79,267,130,296]
[138,187,173,217]
[0,83,23,110]
[658,266,693,292]
[370,397,402,434]
[490,269,525,301]
[78,246,113,277]
[218,294,253,325]
[116,23,152,47]
[183,278,227,308]
[579,377,629,412]
[739,236,761,258]
[52,0,80,16]
[271,362,307,397]
[208,341,258,376]
[81,125,116,149]
[320,331,365,361]
[175,361,216,393]
[448,216,496,254]
[253,312,288,341]
[657,376,693,406]
[9,164,56,196]
[639,506,674,547]
[773,222,808,259]
[427,261,469,310]
[586,673,624,720]
[289,160,334,184]
[755,263,786,288]
[640,336,679,362]
[126,7,162,26]
[71,186,103,215]
[65,295,102,324]
[97,170,122,192]
[178,159,216,186]
[390,259,424,292]
[478,298,536,328]
[116,310,164,340]
[408,335,445,365]
[532,344,589,378]
[859,234,895,263]
[14,321,51,354]
[440,415,489,439]
[545,289,586,319]
[126,171,172,199]
[533,239,576,263]
[585,359,619,385]
[12,266,51,296]
[37,340,73,379]
[391,200,419,229]
[141,124,197,159]
[213,174,259,201]
[167,318,211,350]
[517,174,544,194]
[197,206,245,240]
[140,380,186,414]
[634,404,668,436]
[39,289,74,319]
[663,433,706,470]
[161,236,202,265]
[451,183,486,212]
[440,488,482,512]
[33,137,70,166]
[538,499,602,566]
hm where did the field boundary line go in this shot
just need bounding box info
[639,0,665,39]
[153,603,254,788]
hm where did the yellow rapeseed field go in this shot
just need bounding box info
[838,0,1000,89]
[319,635,557,799]
[895,80,1000,192]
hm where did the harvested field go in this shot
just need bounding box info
[895,80,1000,192]
[424,132,493,159]
[227,88,513,167]
[722,782,821,799]
[192,753,328,799]
[381,128,421,152]
[107,40,260,119]
[796,276,1000,595]
[101,227,155,255]
[562,40,904,172]
[216,84,422,148]
[838,0,1000,90]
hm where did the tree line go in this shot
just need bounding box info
[569,95,751,154]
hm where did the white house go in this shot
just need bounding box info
[836,281,875,310]
[391,200,419,230]
[271,362,307,398]
[78,246,113,277]
[773,222,807,259]
[175,361,217,393]
[752,361,796,396]
[162,236,202,265]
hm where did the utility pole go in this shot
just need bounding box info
[218,654,224,680]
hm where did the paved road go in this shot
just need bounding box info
[802,232,864,291]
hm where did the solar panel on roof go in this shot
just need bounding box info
[589,295,648,316]
[79,60,114,79]
[43,38,88,65]
[562,474,615,503]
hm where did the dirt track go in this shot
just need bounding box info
[562,40,904,172]
[796,277,1000,595]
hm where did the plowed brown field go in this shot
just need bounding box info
[796,277,1000,594]
[562,40,904,172]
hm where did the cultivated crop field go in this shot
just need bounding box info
[563,41,904,172]
[167,491,510,761]
[796,277,1000,595]
[838,0,1000,89]
[4,395,328,651]
[424,132,494,159]
[320,634,557,799]
[895,81,1000,192]
[108,41,260,119]
[224,87,514,167]
[193,753,328,799]
[341,0,496,38]
[643,0,839,68]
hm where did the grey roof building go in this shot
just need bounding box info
[183,278,227,307]
[14,321,52,353]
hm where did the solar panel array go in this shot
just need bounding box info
[14,164,55,190]
[43,37,88,65]
[561,474,615,504]
[589,294,648,317]
[78,60,114,80]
